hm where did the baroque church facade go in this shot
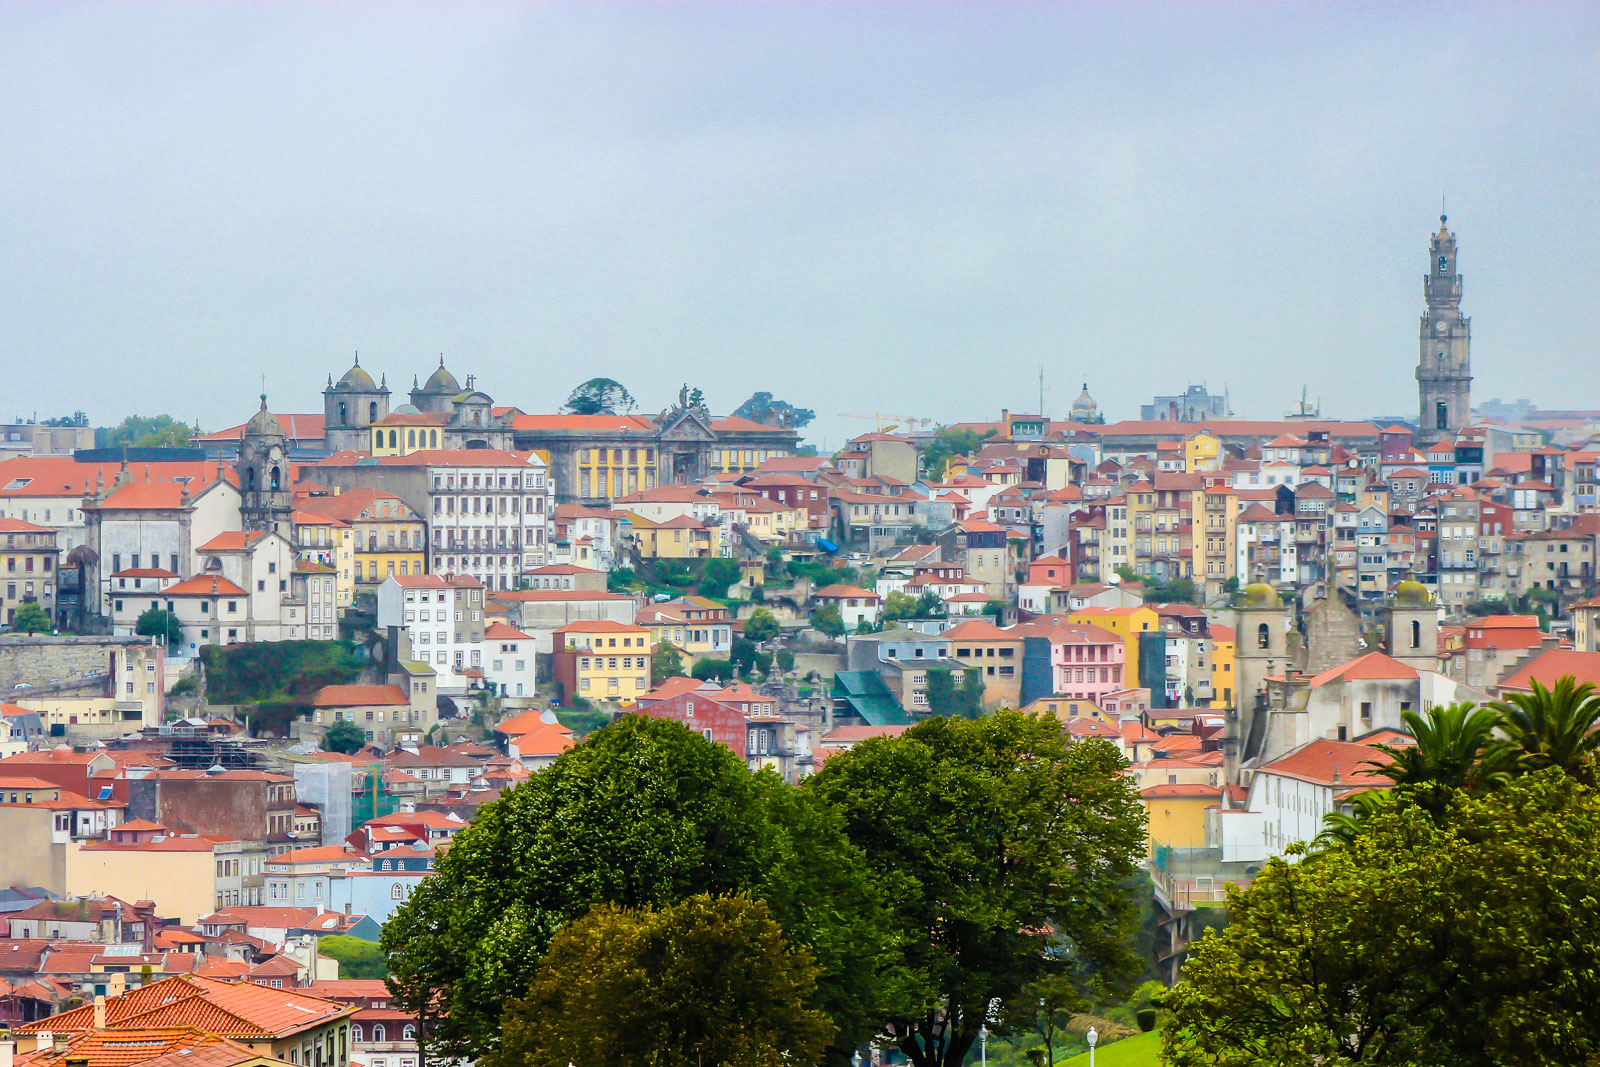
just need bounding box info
[322,357,514,454]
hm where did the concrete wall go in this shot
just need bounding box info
[0,807,67,893]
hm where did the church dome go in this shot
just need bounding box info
[1239,582,1282,608]
[422,361,461,394]
[336,360,376,390]
[1392,580,1432,606]
[1070,382,1099,420]
[245,396,283,438]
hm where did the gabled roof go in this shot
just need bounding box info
[812,584,881,600]
[14,974,352,1039]
[1259,737,1396,789]
[162,575,249,598]
[1305,651,1419,688]
[312,685,408,708]
[941,619,1013,641]
[1498,649,1600,692]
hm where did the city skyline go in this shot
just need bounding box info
[4,4,1596,445]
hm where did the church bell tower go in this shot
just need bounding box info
[1415,215,1472,445]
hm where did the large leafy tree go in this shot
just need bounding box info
[650,641,684,685]
[134,606,183,647]
[1165,769,1600,1066]
[96,414,197,449]
[563,378,636,416]
[487,894,835,1067]
[806,712,1146,1067]
[742,607,780,644]
[382,716,901,1065]
[809,604,845,637]
[321,719,366,754]
[732,392,816,430]
[1359,701,1505,818]
[11,601,51,634]
[920,426,995,480]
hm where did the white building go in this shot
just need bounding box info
[482,622,538,698]
[376,573,487,680]
[423,452,555,590]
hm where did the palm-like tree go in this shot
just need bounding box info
[1487,676,1600,786]
[1362,701,1504,792]
[1312,789,1393,851]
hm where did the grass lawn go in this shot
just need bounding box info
[1058,1029,1163,1067]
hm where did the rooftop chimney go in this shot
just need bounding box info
[0,1027,14,1067]
[92,995,106,1031]
[33,1034,53,1054]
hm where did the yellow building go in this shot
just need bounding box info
[1183,431,1222,473]
[943,619,1024,709]
[1209,623,1237,708]
[1141,782,1224,855]
[623,512,714,559]
[296,488,427,587]
[1,518,60,628]
[1067,605,1159,689]
[292,509,356,606]
[66,828,251,924]
[554,620,652,703]
[1195,484,1240,602]
[370,412,447,455]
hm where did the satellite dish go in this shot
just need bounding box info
[1107,573,1121,586]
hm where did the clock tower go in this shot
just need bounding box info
[1415,215,1472,445]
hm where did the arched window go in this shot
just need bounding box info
[1411,619,1422,649]
[351,1026,364,1043]
[1438,256,1447,274]
[402,1026,415,1041]
[369,401,378,422]
[372,1026,386,1043]
[430,430,438,448]
[389,430,398,448]
[390,882,404,900]
[408,429,416,448]
[270,467,281,491]
[1257,623,1270,650]
[339,402,348,425]
[246,469,257,491]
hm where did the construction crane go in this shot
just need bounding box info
[837,412,936,433]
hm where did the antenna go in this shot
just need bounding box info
[1038,365,1045,418]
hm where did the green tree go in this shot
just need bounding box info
[809,604,845,637]
[880,590,918,622]
[698,557,742,599]
[134,607,183,647]
[1165,770,1600,1067]
[1361,701,1505,815]
[1221,576,1240,595]
[382,716,900,1064]
[775,648,795,673]
[692,657,736,682]
[958,669,986,717]
[650,641,684,685]
[1487,676,1600,785]
[731,392,817,431]
[318,934,387,979]
[807,712,1146,1067]
[606,567,636,593]
[743,607,780,644]
[920,426,996,480]
[915,590,945,617]
[1003,973,1083,1067]
[764,546,786,579]
[923,667,959,718]
[11,601,51,634]
[487,894,835,1067]
[563,378,636,416]
[97,414,197,450]
[321,719,366,755]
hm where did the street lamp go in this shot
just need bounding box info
[1086,1026,1098,1067]
[978,1025,988,1067]
[851,1053,861,1067]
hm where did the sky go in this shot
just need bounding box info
[4,2,1597,448]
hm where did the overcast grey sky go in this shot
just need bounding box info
[4,3,1596,446]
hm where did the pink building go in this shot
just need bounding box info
[1009,617,1127,703]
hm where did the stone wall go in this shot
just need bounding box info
[0,634,147,693]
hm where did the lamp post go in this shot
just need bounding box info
[978,1024,988,1067]
[1086,1025,1098,1067]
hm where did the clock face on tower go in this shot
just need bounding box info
[1435,319,1449,334]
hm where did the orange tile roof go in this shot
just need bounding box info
[196,532,268,552]
[162,575,249,598]
[942,620,1014,641]
[15,975,350,1039]
[312,684,408,707]
[1497,649,1600,692]
[1259,737,1395,789]
[1305,651,1419,688]
[812,584,881,599]
[554,619,647,634]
